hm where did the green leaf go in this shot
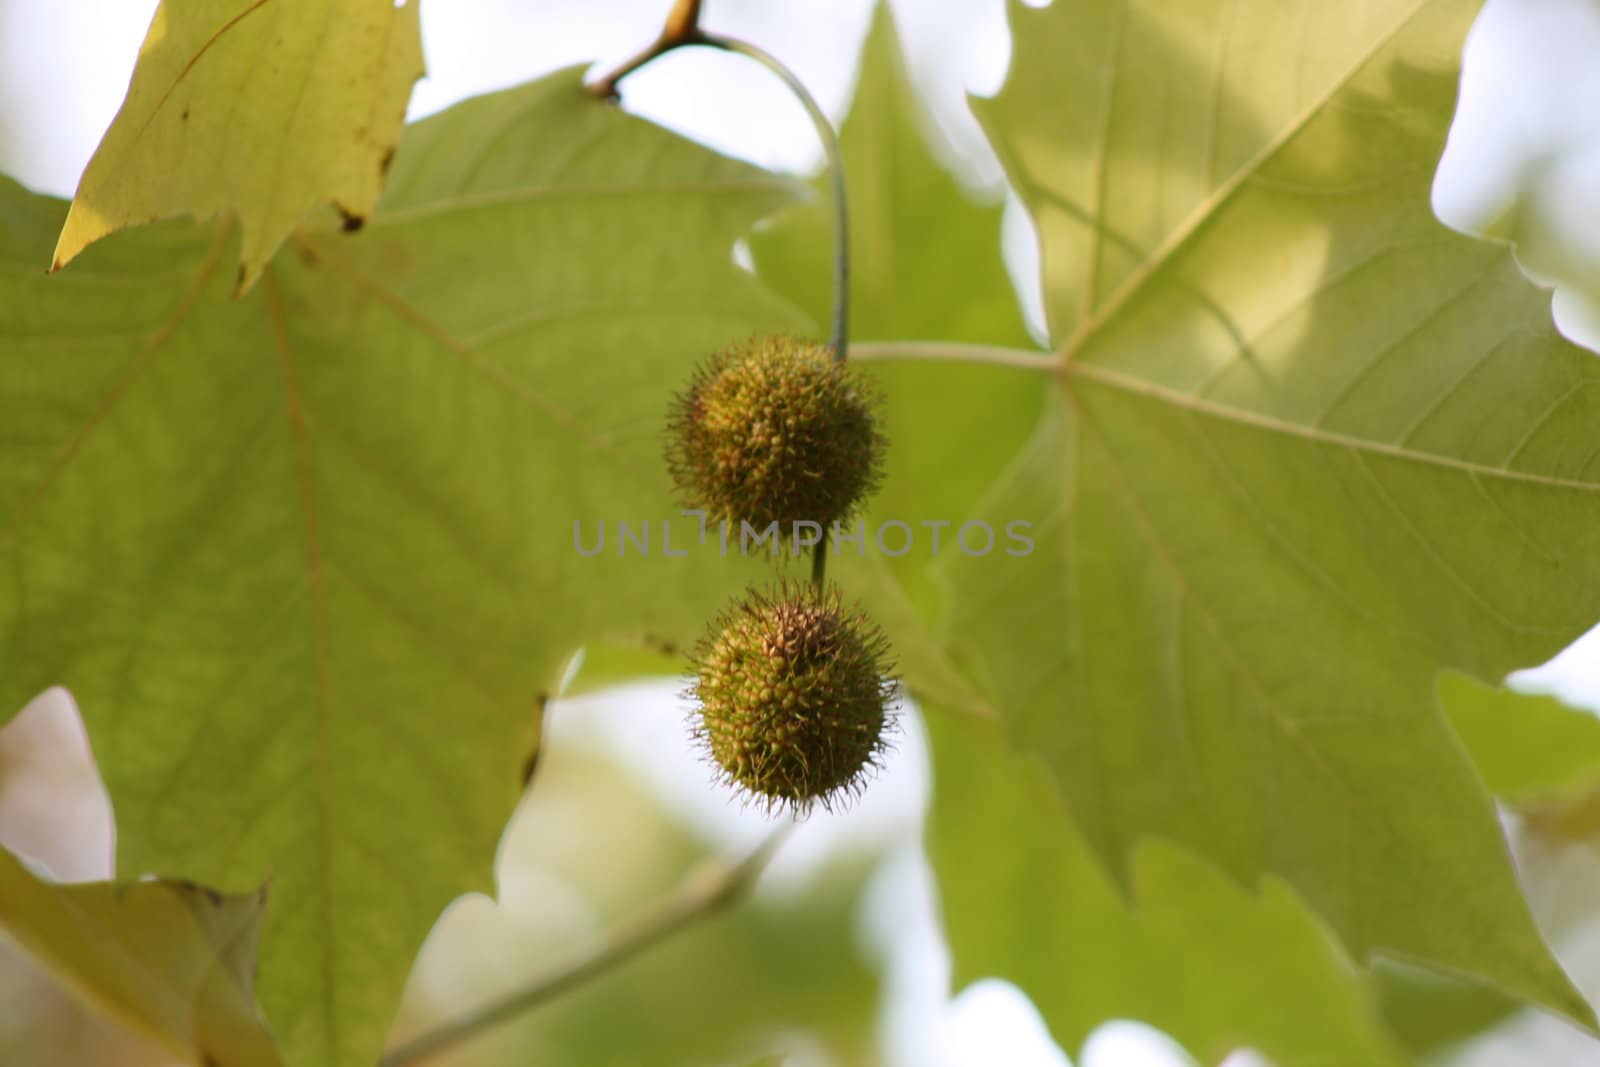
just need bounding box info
[745,6,1536,1062]
[927,710,1409,1065]
[0,845,281,1067]
[752,12,1421,1060]
[52,0,424,290]
[1440,671,1600,808]
[1,70,801,1067]
[901,0,1600,1021]
[753,0,1593,1040]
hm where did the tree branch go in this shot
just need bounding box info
[378,826,791,1066]
[663,0,703,40]
[587,0,705,100]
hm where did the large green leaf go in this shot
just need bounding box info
[752,9,1427,1059]
[0,71,801,1067]
[52,0,424,290]
[884,0,1600,1020]
[0,845,280,1067]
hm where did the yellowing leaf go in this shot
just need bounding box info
[0,846,280,1067]
[52,0,424,291]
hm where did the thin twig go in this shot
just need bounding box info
[695,33,851,366]
[587,0,704,99]
[662,0,703,40]
[379,826,792,1066]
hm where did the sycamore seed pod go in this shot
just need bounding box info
[667,335,886,532]
[690,582,897,813]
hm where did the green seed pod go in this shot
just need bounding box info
[691,582,897,813]
[667,335,886,532]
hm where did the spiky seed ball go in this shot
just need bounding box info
[667,335,886,531]
[691,582,897,813]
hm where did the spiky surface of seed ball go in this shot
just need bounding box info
[667,335,886,531]
[691,583,896,813]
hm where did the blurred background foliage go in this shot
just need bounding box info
[388,747,883,1067]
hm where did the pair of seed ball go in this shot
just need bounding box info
[667,336,896,813]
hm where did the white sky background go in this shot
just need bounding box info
[5,1,1600,1065]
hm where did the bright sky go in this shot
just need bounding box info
[4,1,1600,1065]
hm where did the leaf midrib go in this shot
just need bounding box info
[1056,0,1435,364]
[851,342,1600,495]
[1071,360,1600,493]
[262,267,339,1065]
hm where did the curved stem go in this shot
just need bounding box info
[379,827,791,1067]
[695,33,850,365]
